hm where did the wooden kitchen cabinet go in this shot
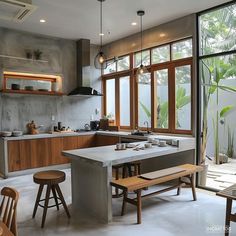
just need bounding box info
[7,134,118,173]
[8,141,21,172]
[95,135,120,146]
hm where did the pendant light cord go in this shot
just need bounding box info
[140,13,143,66]
[100,0,103,50]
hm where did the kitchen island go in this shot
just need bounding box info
[62,135,195,223]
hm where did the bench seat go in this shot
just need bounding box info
[110,164,203,224]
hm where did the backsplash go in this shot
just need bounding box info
[0,27,102,132]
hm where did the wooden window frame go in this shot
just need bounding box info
[102,38,194,135]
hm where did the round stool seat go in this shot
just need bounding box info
[33,170,65,185]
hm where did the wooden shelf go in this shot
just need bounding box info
[0,54,48,63]
[1,89,64,96]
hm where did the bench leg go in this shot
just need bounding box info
[137,190,142,224]
[177,178,181,195]
[190,174,197,201]
[225,198,232,236]
[121,190,128,216]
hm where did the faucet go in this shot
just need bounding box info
[143,121,150,133]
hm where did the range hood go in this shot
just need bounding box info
[68,39,103,97]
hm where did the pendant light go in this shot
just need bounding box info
[94,0,107,69]
[137,10,149,82]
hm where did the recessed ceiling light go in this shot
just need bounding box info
[131,22,137,26]
[160,33,166,37]
[99,33,104,36]
[40,19,46,23]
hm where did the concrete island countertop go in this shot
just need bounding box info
[63,136,195,167]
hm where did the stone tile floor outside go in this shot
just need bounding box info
[0,169,235,236]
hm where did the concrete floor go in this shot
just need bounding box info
[0,169,235,236]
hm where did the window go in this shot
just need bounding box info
[103,55,130,75]
[134,50,150,67]
[102,38,193,134]
[120,76,130,126]
[175,65,191,130]
[199,4,236,56]
[172,39,192,60]
[138,73,151,128]
[154,69,169,129]
[105,79,116,122]
[117,56,130,72]
[152,45,170,64]
[104,61,116,75]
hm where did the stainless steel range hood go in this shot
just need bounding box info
[68,39,103,97]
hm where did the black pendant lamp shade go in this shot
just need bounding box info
[137,10,149,77]
[94,0,107,69]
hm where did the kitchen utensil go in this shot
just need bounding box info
[84,124,91,131]
[12,130,23,137]
[144,143,152,148]
[26,121,39,134]
[2,131,12,137]
[90,120,100,130]
[159,140,167,147]
[11,84,20,90]
[115,143,126,150]
[52,81,59,92]
[99,118,109,130]
[25,86,34,91]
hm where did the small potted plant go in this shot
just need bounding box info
[34,49,43,60]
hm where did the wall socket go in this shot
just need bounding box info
[95,108,100,115]
[51,115,55,121]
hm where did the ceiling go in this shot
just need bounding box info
[0,0,231,44]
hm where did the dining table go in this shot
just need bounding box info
[0,221,14,236]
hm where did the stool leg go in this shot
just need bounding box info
[41,184,51,228]
[52,185,59,210]
[32,184,44,218]
[55,184,70,218]
[115,168,119,197]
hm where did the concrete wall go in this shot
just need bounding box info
[103,14,196,59]
[0,27,102,132]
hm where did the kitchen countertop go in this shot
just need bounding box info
[63,136,195,167]
[1,130,195,144]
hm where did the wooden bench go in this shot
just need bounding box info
[111,164,203,224]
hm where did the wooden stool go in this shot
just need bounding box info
[32,170,70,228]
[112,162,141,198]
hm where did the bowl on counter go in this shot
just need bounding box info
[1,131,12,137]
[25,86,34,91]
[12,130,23,137]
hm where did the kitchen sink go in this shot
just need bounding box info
[130,131,153,136]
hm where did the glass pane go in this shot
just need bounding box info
[138,73,151,127]
[117,55,130,71]
[199,3,236,56]
[199,54,236,189]
[134,50,150,67]
[175,65,191,130]
[119,76,130,126]
[152,45,170,64]
[172,39,192,60]
[106,79,116,123]
[155,69,169,129]
[103,61,116,74]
